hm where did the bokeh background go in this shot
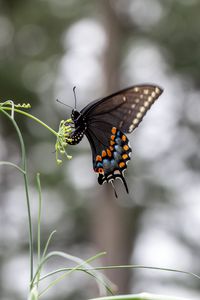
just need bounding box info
[0,0,200,299]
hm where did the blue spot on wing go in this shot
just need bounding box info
[115,137,122,145]
[97,162,103,168]
[114,145,123,153]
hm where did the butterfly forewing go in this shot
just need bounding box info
[84,85,163,134]
[120,85,163,133]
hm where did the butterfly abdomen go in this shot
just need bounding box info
[67,127,86,145]
[67,114,87,145]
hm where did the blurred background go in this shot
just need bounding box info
[0,0,200,299]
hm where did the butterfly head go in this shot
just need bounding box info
[71,109,81,121]
[67,109,86,145]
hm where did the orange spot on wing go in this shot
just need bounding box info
[98,168,104,174]
[107,149,112,157]
[122,154,128,159]
[102,150,107,157]
[123,145,129,151]
[109,146,114,151]
[111,135,115,141]
[96,155,102,162]
[122,135,127,142]
[111,127,117,134]
[110,140,115,146]
[119,162,125,168]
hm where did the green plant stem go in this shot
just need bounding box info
[89,293,188,300]
[0,108,34,287]
[39,267,114,295]
[1,107,58,137]
[32,251,106,287]
[42,230,57,261]
[39,264,200,282]
[30,230,57,288]
[38,251,106,297]
[36,173,42,288]
[79,269,114,295]
[0,161,26,173]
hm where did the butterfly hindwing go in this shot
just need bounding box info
[86,126,131,193]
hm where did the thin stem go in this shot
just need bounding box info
[0,108,34,286]
[39,264,200,282]
[21,139,34,288]
[42,230,57,260]
[33,251,106,287]
[38,267,115,295]
[36,173,42,287]
[0,161,26,174]
[30,230,57,288]
[1,107,58,137]
[90,293,188,300]
[39,251,107,297]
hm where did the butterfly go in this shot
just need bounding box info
[66,85,163,197]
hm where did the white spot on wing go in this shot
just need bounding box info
[155,87,160,94]
[134,87,139,92]
[133,118,139,125]
[144,101,149,107]
[114,170,121,175]
[129,124,134,132]
[136,112,142,119]
[140,106,145,113]
[148,96,153,102]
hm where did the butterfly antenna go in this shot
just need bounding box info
[73,86,77,109]
[111,180,118,198]
[56,99,73,109]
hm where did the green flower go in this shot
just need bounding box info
[0,100,31,109]
[55,119,73,164]
[0,100,31,119]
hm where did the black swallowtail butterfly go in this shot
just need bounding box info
[67,85,163,197]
